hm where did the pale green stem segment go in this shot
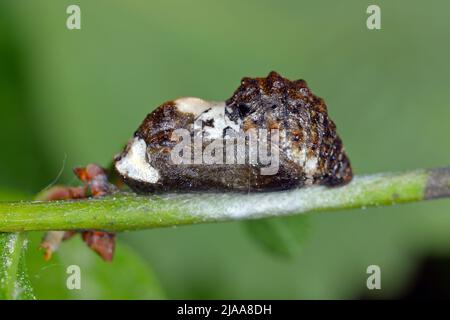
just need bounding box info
[0,167,449,233]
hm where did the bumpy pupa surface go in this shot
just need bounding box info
[114,71,353,193]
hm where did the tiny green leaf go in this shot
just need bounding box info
[244,215,310,258]
[0,233,35,300]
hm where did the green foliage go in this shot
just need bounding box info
[0,190,34,300]
[244,216,310,258]
[0,233,34,300]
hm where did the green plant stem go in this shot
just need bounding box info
[0,167,449,232]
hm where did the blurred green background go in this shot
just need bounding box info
[1,0,450,299]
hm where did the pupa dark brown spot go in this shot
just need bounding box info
[114,71,353,193]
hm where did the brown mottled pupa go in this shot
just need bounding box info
[114,71,353,193]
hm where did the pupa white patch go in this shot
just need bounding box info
[175,97,241,139]
[174,97,217,117]
[196,103,241,139]
[115,137,160,183]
